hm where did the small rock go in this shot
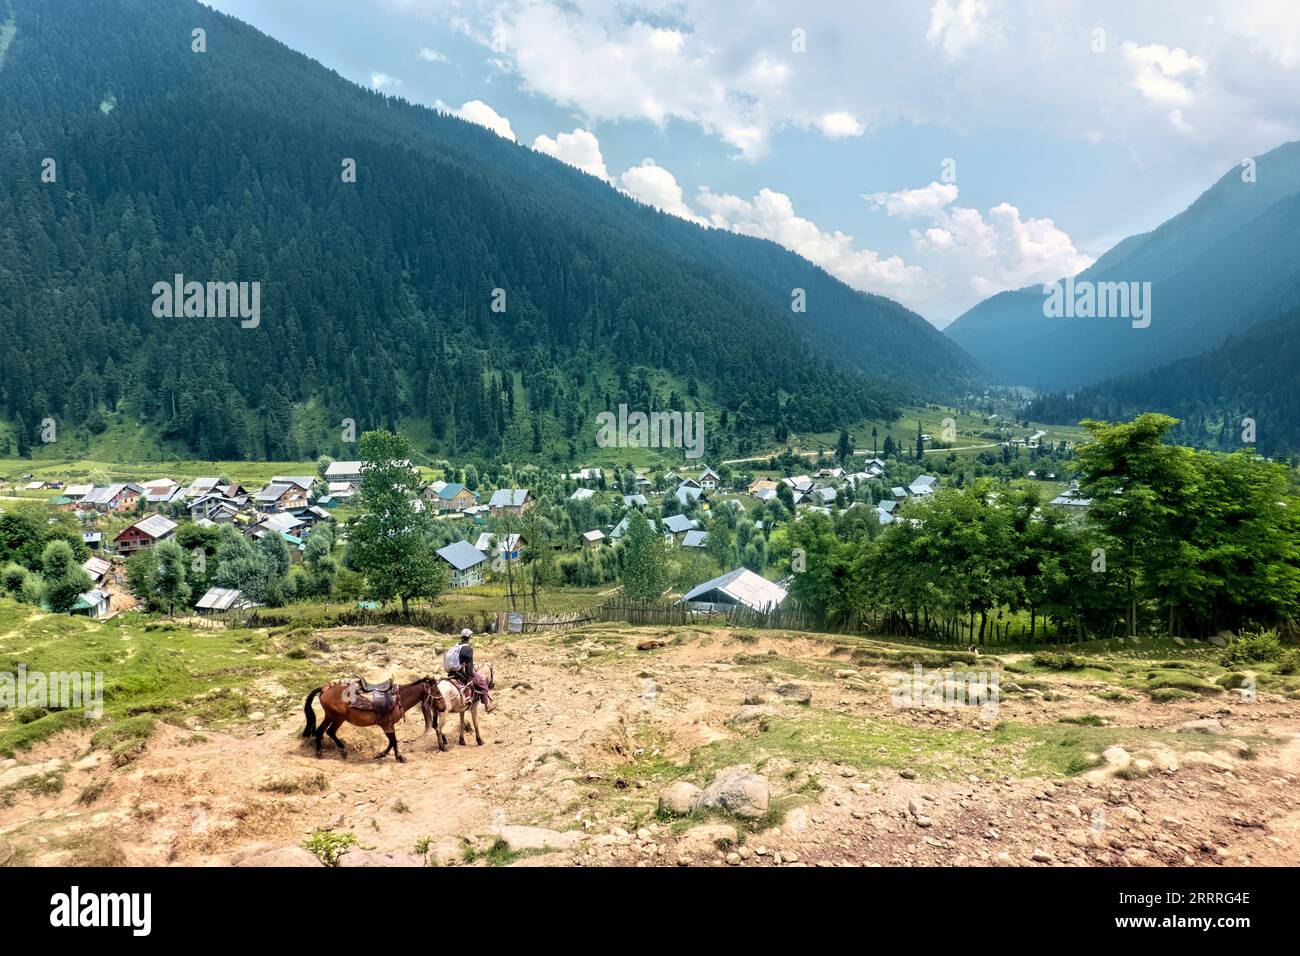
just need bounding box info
[1177,719,1225,735]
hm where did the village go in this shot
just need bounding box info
[0,418,1091,627]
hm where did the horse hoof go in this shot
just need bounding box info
[396,756,406,763]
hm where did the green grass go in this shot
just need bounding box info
[0,598,327,757]
[583,696,1251,833]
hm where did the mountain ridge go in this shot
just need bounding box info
[944,139,1300,390]
[0,0,979,463]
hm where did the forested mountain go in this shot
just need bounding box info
[944,140,1300,391]
[1027,309,1300,459]
[0,0,978,462]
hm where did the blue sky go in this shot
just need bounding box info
[205,0,1300,326]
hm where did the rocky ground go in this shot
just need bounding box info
[1,623,1297,867]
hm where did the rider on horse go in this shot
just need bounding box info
[445,628,494,713]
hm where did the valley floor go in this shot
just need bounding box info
[1,623,1297,868]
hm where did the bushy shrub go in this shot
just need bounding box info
[1032,651,1086,670]
[1220,629,1285,666]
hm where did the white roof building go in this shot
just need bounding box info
[679,568,788,612]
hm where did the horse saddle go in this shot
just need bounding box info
[349,678,396,715]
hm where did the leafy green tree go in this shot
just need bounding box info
[1077,414,1199,637]
[621,510,668,602]
[212,526,274,602]
[40,540,92,613]
[347,430,446,613]
[153,540,192,616]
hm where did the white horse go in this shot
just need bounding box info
[434,662,494,747]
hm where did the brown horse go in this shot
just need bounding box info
[301,677,443,762]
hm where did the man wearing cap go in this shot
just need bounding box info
[446,628,494,713]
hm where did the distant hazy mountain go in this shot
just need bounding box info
[0,0,977,461]
[945,140,1300,391]
[1028,308,1300,458]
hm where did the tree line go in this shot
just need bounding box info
[781,415,1300,643]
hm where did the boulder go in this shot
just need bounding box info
[1102,746,1132,768]
[1177,719,1225,735]
[658,781,704,816]
[729,705,777,725]
[494,825,583,852]
[1209,631,1233,648]
[677,823,738,854]
[776,684,812,705]
[338,850,424,867]
[698,768,770,818]
[234,846,323,867]
[427,842,463,867]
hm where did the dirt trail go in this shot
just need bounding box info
[1,625,1297,867]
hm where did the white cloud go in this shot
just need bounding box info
[698,186,927,306]
[618,160,708,225]
[370,72,402,89]
[532,128,611,182]
[868,183,1094,315]
[865,181,960,219]
[814,112,866,139]
[1123,42,1206,107]
[404,0,1300,170]
[417,47,448,63]
[441,99,517,141]
[926,0,995,59]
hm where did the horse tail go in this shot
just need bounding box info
[301,687,323,738]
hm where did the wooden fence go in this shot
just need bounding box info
[496,609,599,633]
[595,598,814,630]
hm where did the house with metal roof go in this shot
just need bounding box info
[908,475,939,498]
[681,529,710,549]
[114,514,178,554]
[474,532,525,561]
[431,482,477,512]
[81,483,146,513]
[679,568,788,612]
[71,589,113,620]
[662,513,699,541]
[436,540,489,588]
[195,587,259,613]
[324,461,365,482]
[488,488,533,517]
